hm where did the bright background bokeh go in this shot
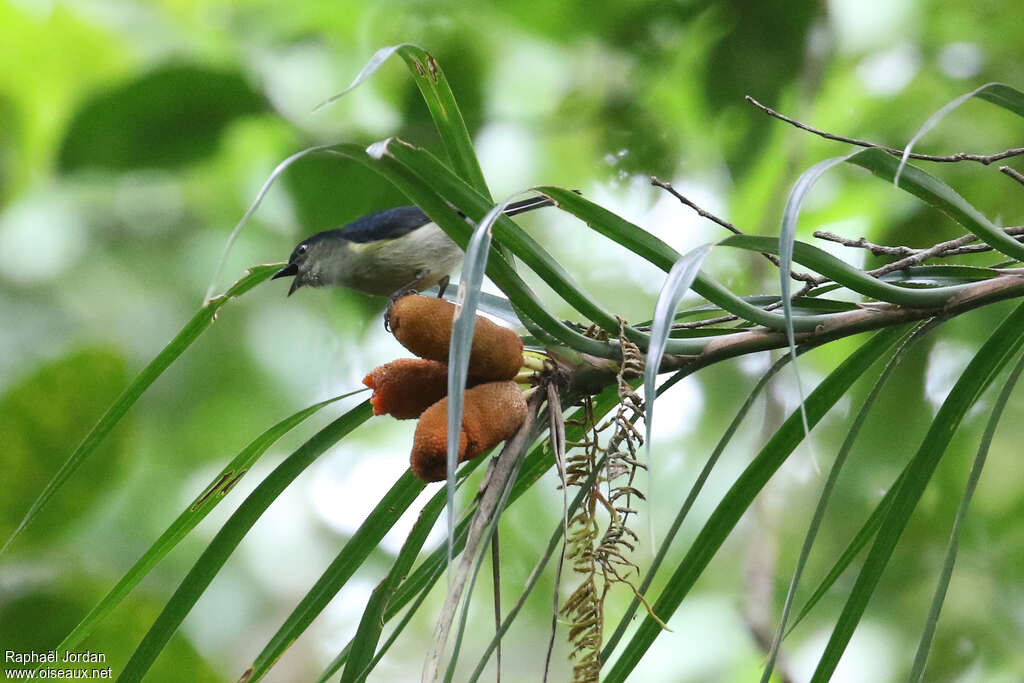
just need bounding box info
[1,0,1023,681]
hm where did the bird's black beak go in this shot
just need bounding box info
[272,263,302,296]
[272,263,298,280]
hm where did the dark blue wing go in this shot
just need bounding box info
[337,205,430,243]
[331,195,559,243]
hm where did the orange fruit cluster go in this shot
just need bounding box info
[363,295,529,482]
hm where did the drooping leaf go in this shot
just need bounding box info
[810,302,1024,681]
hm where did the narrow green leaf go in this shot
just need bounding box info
[118,401,373,683]
[603,352,799,661]
[396,46,491,198]
[2,264,278,556]
[974,82,1024,118]
[760,321,935,682]
[878,265,999,287]
[907,350,1024,682]
[43,391,359,665]
[316,45,489,197]
[811,301,1024,682]
[445,197,512,564]
[338,474,467,683]
[604,326,906,682]
[241,472,426,683]
[538,186,841,333]
[784,469,905,637]
[777,154,858,466]
[894,83,1003,183]
[206,145,337,302]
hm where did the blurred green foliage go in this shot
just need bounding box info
[1,0,1023,681]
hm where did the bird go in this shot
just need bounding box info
[271,195,556,298]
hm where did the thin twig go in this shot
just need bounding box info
[746,95,1024,165]
[814,226,1024,278]
[1001,165,1024,188]
[491,533,502,683]
[812,231,918,257]
[544,383,569,683]
[651,176,819,286]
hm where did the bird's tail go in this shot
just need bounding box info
[502,195,554,216]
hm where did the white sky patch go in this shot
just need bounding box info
[631,595,759,681]
[253,43,344,124]
[828,0,916,53]
[184,563,261,658]
[938,42,984,80]
[344,87,404,138]
[640,176,725,256]
[239,465,338,596]
[739,350,774,377]
[797,171,840,212]
[645,373,704,443]
[308,442,446,554]
[856,43,921,97]
[486,40,571,120]
[924,340,974,412]
[0,186,86,283]
[244,300,381,404]
[316,576,379,661]
[579,176,725,297]
[793,621,900,682]
[474,122,538,197]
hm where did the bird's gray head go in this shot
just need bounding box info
[272,233,338,296]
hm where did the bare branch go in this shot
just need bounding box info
[746,95,1024,166]
[660,272,1024,374]
[1001,165,1024,188]
[814,226,1024,278]
[812,231,918,257]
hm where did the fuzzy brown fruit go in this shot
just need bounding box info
[410,381,528,482]
[387,295,524,381]
[363,358,451,419]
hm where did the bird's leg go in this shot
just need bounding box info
[436,275,450,299]
[384,270,429,331]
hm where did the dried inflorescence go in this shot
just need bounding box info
[560,321,651,683]
[363,295,532,482]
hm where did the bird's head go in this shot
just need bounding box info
[272,235,328,296]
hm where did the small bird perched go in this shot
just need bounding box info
[272,195,556,298]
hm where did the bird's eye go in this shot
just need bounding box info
[297,244,308,255]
